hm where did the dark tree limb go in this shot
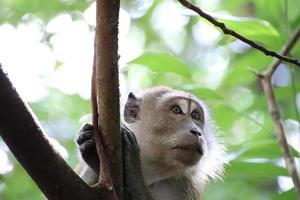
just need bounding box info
[0,0,122,199]
[256,26,300,199]
[95,0,123,199]
[178,0,300,67]
[0,65,99,200]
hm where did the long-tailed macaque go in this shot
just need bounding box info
[76,86,226,200]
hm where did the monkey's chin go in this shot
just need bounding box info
[172,146,203,166]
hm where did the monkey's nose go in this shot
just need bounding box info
[190,129,202,136]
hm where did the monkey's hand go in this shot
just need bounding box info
[76,123,153,200]
[76,123,99,173]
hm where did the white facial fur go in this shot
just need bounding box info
[124,86,227,199]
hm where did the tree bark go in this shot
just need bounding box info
[257,26,300,199]
[0,65,98,200]
[95,0,123,199]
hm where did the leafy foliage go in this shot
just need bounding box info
[0,0,300,199]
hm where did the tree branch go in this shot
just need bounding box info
[265,26,300,75]
[257,26,300,199]
[178,0,300,67]
[0,65,98,200]
[260,77,300,199]
[92,44,118,199]
[95,0,123,199]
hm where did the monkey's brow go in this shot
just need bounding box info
[169,96,200,105]
[187,96,192,114]
[156,90,171,97]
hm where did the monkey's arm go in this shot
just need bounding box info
[76,123,153,200]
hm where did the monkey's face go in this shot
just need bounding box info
[124,87,226,184]
[124,87,209,169]
[151,96,207,167]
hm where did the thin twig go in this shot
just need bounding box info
[178,0,300,67]
[257,26,300,199]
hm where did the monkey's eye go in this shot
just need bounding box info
[191,111,201,120]
[171,105,183,114]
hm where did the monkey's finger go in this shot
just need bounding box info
[127,131,138,147]
[121,124,138,147]
[122,133,133,159]
[126,132,140,154]
[123,133,141,166]
[76,130,93,145]
[122,130,134,152]
[79,123,93,133]
[79,140,96,158]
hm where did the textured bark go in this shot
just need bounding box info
[95,0,123,199]
[261,77,300,200]
[0,65,99,200]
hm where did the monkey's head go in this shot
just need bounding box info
[124,86,226,182]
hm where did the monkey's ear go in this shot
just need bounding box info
[124,92,142,123]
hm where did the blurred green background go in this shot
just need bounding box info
[0,0,300,199]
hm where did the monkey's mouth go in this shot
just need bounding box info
[172,145,203,155]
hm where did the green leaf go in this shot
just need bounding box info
[235,140,299,159]
[274,86,298,101]
[227,161,289,177]
[188,88,224,101]
[212,103,239,131]
[222,50,273,87]
[214,15,281,48]
[30,88,90,121]
[129,52,191,78]
[3,162,41,200]
[272,189,296,200]
[0,0,89,24]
